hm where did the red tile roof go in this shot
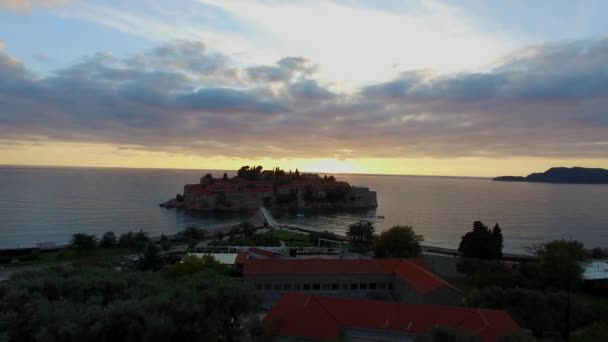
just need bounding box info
[265,293,520,341]
[248,247,280,258]
[235,252,249,265]
[243,258,455,294]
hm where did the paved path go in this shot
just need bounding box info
[259,207,279,228]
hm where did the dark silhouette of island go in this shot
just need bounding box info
[494,167,608,184]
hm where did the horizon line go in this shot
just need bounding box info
[0,163,492,180]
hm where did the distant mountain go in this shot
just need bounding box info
[494,167,608,184]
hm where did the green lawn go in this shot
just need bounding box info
[267,229,313,247]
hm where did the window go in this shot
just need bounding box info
[359,283,367,290]
[322,283,330,290]
[369,283,377,290]
[350,283,358,290]
[313,284,320,291]
[283,283,292,290]
[294,283,301,290]
[264,284,272,291]
[303,284,311,291]
[274,284,281,291]
[379,283,386,289]
[342,283,349,290]
[331,283,339,290]
[255,284,263,291]
[388,283,393,290]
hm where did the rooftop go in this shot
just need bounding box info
[265,293,520,341]
[243,258,457,294]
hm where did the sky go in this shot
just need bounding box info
[1,0,608,176]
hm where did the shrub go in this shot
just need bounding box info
[99,231,117,248]
[18,254,38,262]
[0,257,12,264]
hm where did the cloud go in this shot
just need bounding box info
[363,39,608,104]
[288,79,335,100]
[1,38,608,161]
[0,0,67,12]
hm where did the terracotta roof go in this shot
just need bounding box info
[248,247,280,258]
[243,258,455,294]
[265,293,520,341]
[235,252,249,265]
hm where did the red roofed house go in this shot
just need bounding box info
[264,293,520,342]
[242,258,462,306]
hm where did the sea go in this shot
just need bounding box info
[1,166,607,253]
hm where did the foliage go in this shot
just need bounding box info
[572,321,608,342]
[17,254,38,262]
[118,230,149,252]
[99,231,117,248]
[425,326,482,342]
[180,227,207,241]
[167,254,224,277]
[536,239,586,290]
[237,165,263,180]
[467,286,604,339]
[456,258,523,289]
[240,221,257,239]
[374,225,423,258]
[0,266,258,342]
[458,221,503,259]
[347,220,375,252]
[139,244,162,271]
[69,233,98,253]
[589,247,608,260]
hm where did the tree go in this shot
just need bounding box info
[492,224,504,258]
[374,225,424,258]
[118,231,135,248]
[99,231,117,248]
[168,254,224,277]
[347,221,375,252]
[0,266,258,341]
[537,240,585,290]
[181,227,206,241]
[134,229,150,252]
[69,233,97,252]
[458,221,503,259]
[139,244,162,271]
[222,172,228,181]
[240,221,257,239]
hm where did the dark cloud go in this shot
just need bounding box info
[178,88,287,114]
[288,79,335,100]
[1,38,608,160]
[363,39,608,101]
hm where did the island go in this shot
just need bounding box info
[494,167,608,184]
[160,165,377,211]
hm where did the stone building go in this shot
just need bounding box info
[241,258,462,306]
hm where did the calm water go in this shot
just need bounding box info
[1,166,607,253]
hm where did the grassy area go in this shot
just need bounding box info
[214,228,314,248]
[267,229,313,247]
